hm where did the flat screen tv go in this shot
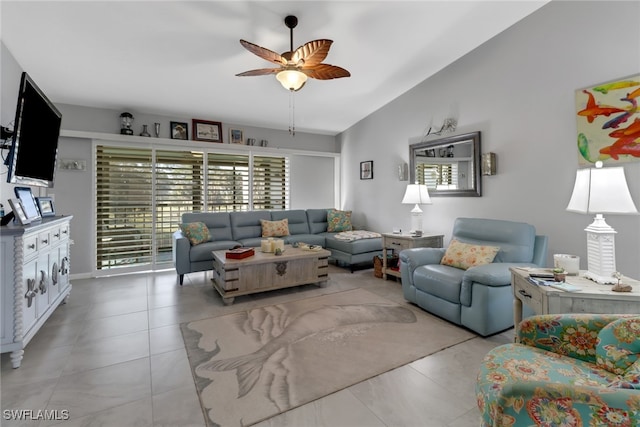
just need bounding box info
[5,72,62,188]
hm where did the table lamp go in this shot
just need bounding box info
[566,162,638,284]
[402,184,431,234]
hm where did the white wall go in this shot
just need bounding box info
[338,1,640,278]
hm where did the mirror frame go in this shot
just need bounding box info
[409,131,482,197]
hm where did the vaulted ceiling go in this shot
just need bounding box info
[1,1,548,135]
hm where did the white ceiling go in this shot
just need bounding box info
[2,1,548,135]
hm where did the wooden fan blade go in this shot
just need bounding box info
[236,68,281,77]
[302,64,351,80]
[292,39,333,66]
[239,40,286,66]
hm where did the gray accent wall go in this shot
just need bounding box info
[337,1,640,278]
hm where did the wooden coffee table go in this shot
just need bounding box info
[211,245,331,304]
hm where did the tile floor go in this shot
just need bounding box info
[1,264,512,427]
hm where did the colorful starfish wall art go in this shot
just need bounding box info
[575,74,640,166]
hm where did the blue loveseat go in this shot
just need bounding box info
[400,218,548,336]
[172,209,383,284]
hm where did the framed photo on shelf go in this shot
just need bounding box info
[36,197,56,217]
[14,186,41,222]
[7,198,30,225]
[170,121,188,140]
[193,119,222,143]
[360,160,374,180]
[229,128,244,144]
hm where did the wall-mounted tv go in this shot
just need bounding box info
[5,72,62,188]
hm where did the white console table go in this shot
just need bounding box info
[1,215,73,368]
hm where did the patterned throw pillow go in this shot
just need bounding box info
[440,239,500,270]
[180,222,210,246]
[327,209,353,232]
[260,219,290,237]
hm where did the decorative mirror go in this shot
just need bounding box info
[409,131,481,197]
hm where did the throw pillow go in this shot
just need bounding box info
[180,222,210,246]
[260,219,290,237]
[327,209,353,232]
[440,239,500,270]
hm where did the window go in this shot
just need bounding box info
[416,163,459,190]
[95,145,289,271]
[96,146,153,270]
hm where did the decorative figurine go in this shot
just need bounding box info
[611,272,632,292]
[120,112,134,135]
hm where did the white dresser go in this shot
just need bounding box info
[1,215,73,368]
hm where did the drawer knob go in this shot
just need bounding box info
[41,239,48,244]
[391,242,402,246]
[54,233,60,238]
[28,243,35,249]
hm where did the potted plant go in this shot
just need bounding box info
[553,267,567,282]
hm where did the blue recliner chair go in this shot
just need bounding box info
[400,218,547,336]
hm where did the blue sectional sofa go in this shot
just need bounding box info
[172,209,383,284]
[400,217,548,336]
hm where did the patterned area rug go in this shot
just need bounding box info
[181,288,474,427]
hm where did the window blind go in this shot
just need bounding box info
[252,155,290,210]
[96,146,153,270]
[207,153,250,212]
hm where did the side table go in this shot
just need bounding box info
[381,232,444,280]
[511,267,640,340]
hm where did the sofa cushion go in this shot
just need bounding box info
[183,212,233,241]
[271,210,310,235]
[413,264,465,304]
[306,209,329,234]
[180,222,210,245]
[327,209,352,232]
[324,233,382,254]
[230,211,271,241]
[190,241,240,262]
[441,239,500,270]
[452,217,535,263]
[260,218,290,237]
[596,317,640,377]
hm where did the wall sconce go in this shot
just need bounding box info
[398,163,409,181]
[482,152,496,176]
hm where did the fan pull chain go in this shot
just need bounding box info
[289,89,296,136]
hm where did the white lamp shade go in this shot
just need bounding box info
[402,184,431,205]
[276,69,308,91]
[566,167,638,214]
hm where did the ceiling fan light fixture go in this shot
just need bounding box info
[276,69,307,91]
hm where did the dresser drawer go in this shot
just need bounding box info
[513,275,543,314]
[385,237,411,252]
[38,231,51,250]
[23,235,38,257]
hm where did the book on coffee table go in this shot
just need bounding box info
[226,247,255,259]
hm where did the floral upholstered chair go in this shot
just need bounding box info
[476,314,640,426]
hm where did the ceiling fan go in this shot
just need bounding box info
[236,15,351,92]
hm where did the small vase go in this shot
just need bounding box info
[154,123,160,138]
[140,125,151,137]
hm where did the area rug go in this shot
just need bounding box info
[181,288,475,427]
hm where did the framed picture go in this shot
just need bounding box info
[229,128,244,144]
[36,197,56,217]
[193,119,222,143]
[170,121,188,140]
[14,186,41,222]
[575,74,640,166]
[360,160,374,180]
[7,198,30,225]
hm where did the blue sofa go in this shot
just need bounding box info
[400,218,548,336]
[172,209,383,284]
